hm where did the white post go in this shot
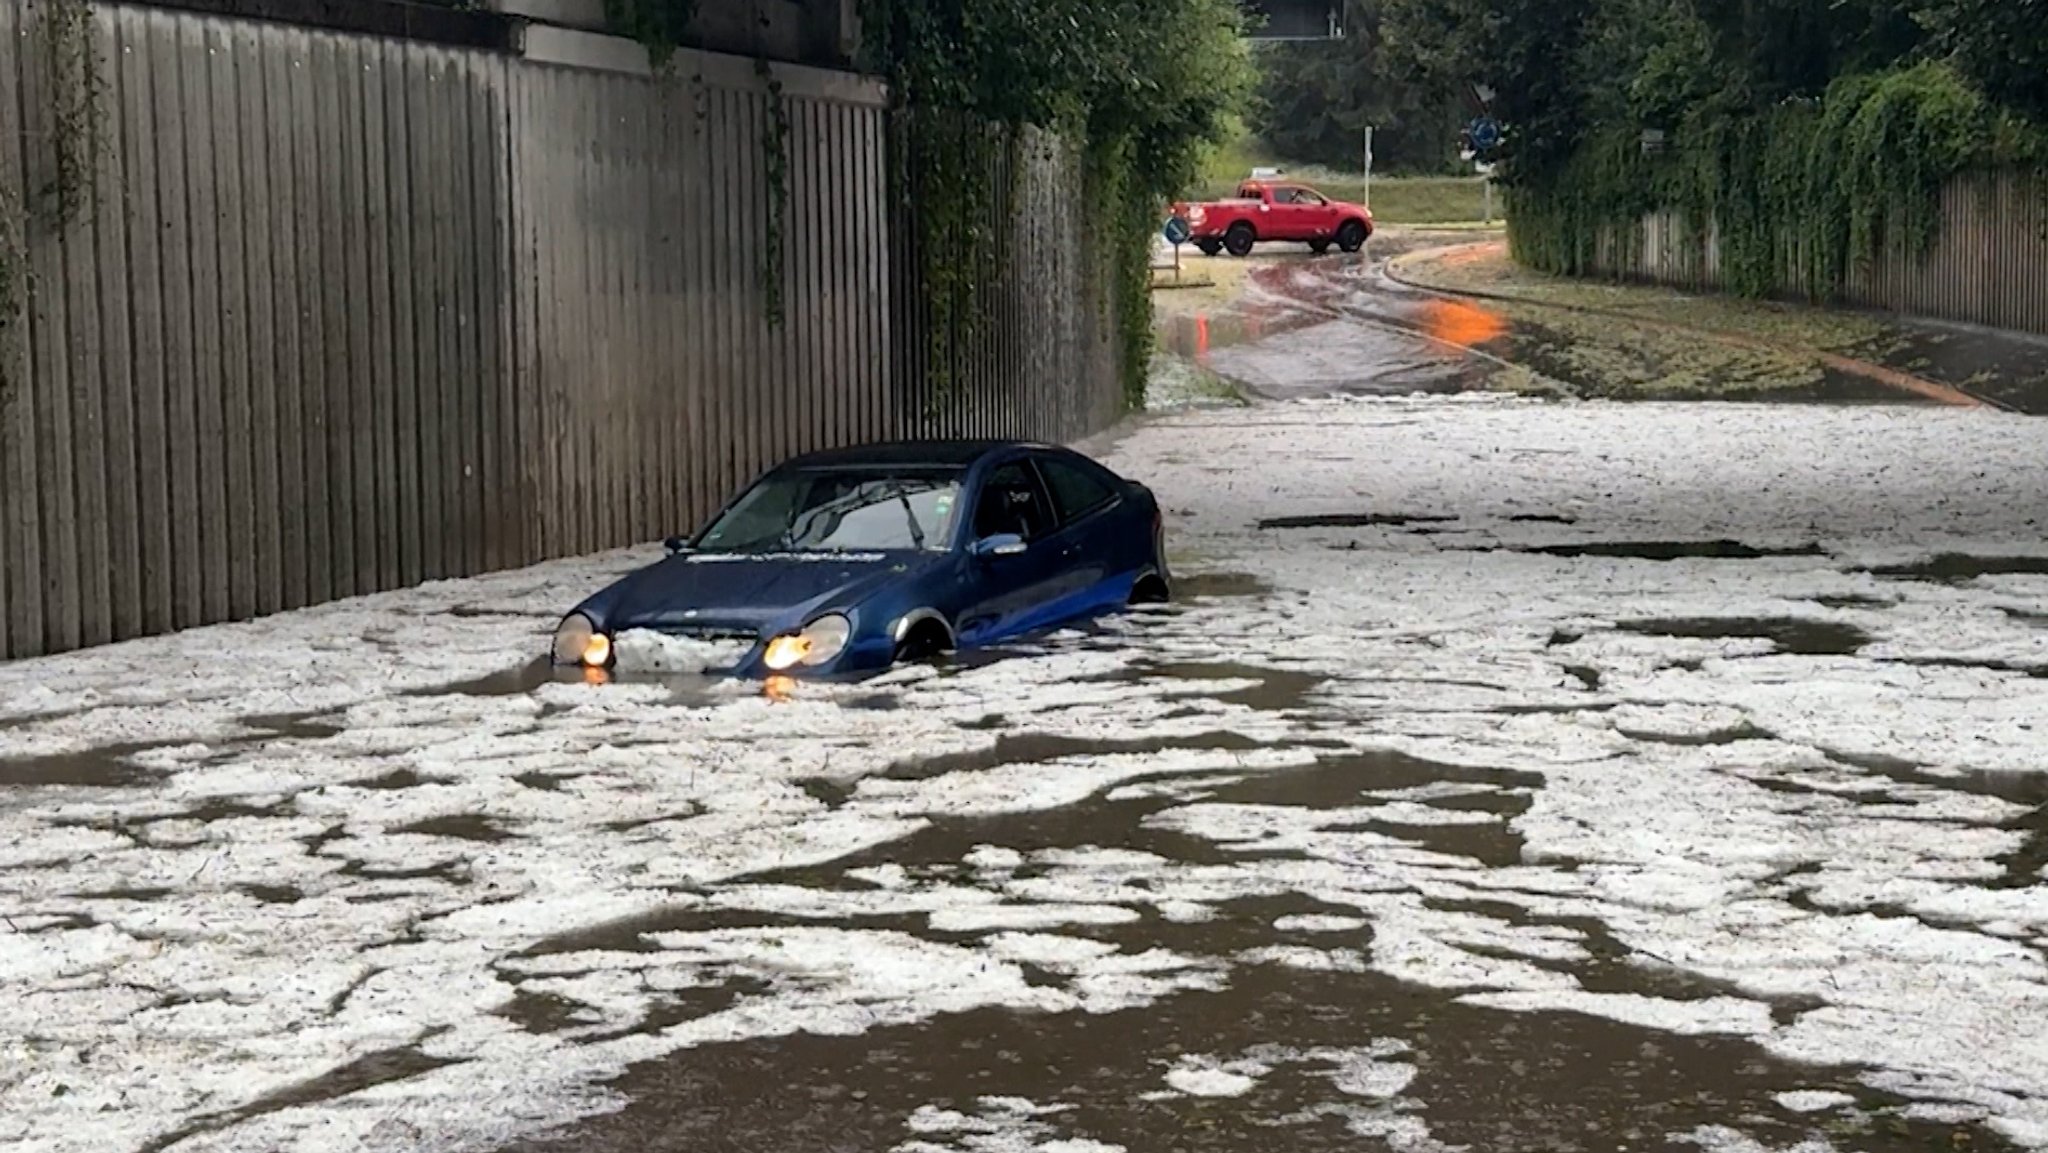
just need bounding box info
[1483,174,1493,225]
[1363,125,1374,209]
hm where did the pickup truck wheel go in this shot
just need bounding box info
[1337,220,1369,253]
[1196,238,1223,257]
[1223,222,1256,257]
[1309,238,1332,255]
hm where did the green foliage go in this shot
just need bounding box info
[1244,0,1469,175]
[1508,61,2037,299]
[1381,0,2047,302]
[857,0,1254,409]
[1923,0,2048,127]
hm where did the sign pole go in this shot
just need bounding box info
[1363,125,1374,210]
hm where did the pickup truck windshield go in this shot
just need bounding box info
[694,467,964,554]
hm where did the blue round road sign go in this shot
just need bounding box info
[1469,117,1502,152]
[1163,215,1192,245]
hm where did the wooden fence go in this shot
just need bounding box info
[1587,171,2048,337]
[0,0,1122,659]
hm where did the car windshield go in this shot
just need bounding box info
[693,467,964,554]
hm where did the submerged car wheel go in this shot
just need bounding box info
[1223,222,1256,257]
[1337,220,1369,253]
[1196,238,1223,257]
[1309,238,1332,255]
[894,617,954,663]
[1130,571,1171,605]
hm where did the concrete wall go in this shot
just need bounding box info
[0,0,1123,659]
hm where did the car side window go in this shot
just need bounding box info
[1038,457,1118,524]
[1296,190,1326,206]
[972,462,1054,543]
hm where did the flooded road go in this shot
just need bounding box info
[7,334,2048,1148]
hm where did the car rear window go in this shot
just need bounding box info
[1039,458,1118,524]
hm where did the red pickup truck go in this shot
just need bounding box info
[1173,179,1374,258]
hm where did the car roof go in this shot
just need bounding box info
[777,439,1058,471]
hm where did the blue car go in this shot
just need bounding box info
[550,440,1172,678]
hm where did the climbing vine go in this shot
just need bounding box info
[757,59,790,329]
[607,0,1250,410]
[1508,61,2044,301]
[2,0,108,409]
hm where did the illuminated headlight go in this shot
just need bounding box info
[762,613,852,671]
[552,613,611,667]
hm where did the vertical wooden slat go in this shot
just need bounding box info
[209,17,255,621]
[95,7,141,640]
[450,51,484,572]
[0,0,28,656]
[25,0,81,653]
[382,37,420,587]
[360,39,399,592]
[154,13,201,628]
[183,17,229,623]
[312,33,353,600]
[472,56,508,569]
[404,45,442,578]
[683,77,713,532]
[115,9,171,637]
[62,7,111,648]
[340,38,378,594]
[298,28,336,608]
[265,27,307,611]
[231,16,279,619]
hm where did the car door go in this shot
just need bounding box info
[1268,185,1311,240]
[1024,452,1127,623]
[1289,187,1332,239]
[953,458,1064,646]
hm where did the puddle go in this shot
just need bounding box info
[1111,661,1326,712]
[884,731,1269,783]
[1258,513,1458,530]
[1866,554,2048,583]
[1614,617,1873,657]
[1173,571,1272,600]
[501,946,2006,1153]
[393,815,516,842]
[140,1046,459,1153]
[0,746,158,789]
[1513,540,1828,561]
[420,658,570,697]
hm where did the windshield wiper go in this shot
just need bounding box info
[779,479,940,551]
[897,492,926,550]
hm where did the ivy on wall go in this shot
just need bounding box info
[607,0,1252,411]
[1507,61,2042,299]
[2,0,107,410]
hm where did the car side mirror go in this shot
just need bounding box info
[663,535,691,555]
[970,533,1028,559]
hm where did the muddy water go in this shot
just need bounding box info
[502,746,2019,1153]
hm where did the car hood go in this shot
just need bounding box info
[596,550,937,635]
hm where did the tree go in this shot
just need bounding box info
[1246,0,1470,173]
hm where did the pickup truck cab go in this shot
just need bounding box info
[1173,179,1374,258]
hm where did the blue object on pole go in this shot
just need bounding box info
[1469,117,1502,152]
[1163,215,1192,245]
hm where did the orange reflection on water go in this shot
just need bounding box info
[1416,298,1507,348]
[763,675,797,702]
[582,665,611,686]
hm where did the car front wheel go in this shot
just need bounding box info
[1337,220,1369,253]
[1223,223,1256,257]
